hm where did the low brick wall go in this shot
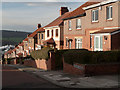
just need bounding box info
[24,59,51,70]
[85,64,120,76]
[63,59,120,76]
[23,51,56,70]
[63,60,85,75]
[10,59,17,65]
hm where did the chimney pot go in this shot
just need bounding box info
[60,7,69,16]
[38,24,41,29]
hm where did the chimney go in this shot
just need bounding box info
[38,24,41,29]
[60,7,69,16]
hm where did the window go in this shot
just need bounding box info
[106,6,112,20]
[92,9,98,22]
[25,43,27,47]
[47,30,49,37]
[90,36,92,48]
[56,29,58,37]
[69,41,72,49]
[75,38,82,49]
[66,38,68,47]
[41,34,43,40]
[51,30,53,37]
[76,19,81,29]
[29,39,31,43]
[39,34,40,39]
[68,20,71,30]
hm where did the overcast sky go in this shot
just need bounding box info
[1,1,88,32]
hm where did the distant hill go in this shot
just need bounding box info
[1,30,31,46]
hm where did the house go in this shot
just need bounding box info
[63,0,120,51]
[36,26,45,50]
[43,7,70,50]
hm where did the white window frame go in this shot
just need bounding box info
[94,35,103,51]
[76,19,81,29]
[75,38,82,49]
[92,9,99,22]
[69,41,72,49]
[106,6,112,20]
[68,20,72,30]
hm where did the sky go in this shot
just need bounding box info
[1,1,88,32]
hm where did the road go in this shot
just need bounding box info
[2,65,61,89]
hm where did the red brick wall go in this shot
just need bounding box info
[111,32,120,50]
[10,59,17,65]
[63,59,85,75]
[63,58,119,76]
[85,64,119,75]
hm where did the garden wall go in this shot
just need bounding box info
[10,59,17,65]
[24,51,56,70]
[63,59,120,76]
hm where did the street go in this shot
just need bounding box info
[2,65,61,89]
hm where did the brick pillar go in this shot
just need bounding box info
[47,51,56,70]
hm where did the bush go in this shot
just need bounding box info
[30,47,53,60]
[63,50,120,65]
[55,49,88,69]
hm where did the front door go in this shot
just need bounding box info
[94,36,103,51]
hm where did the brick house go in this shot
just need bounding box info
[43,7,70,50]
[36,27,45,50]
[63,0,120,51]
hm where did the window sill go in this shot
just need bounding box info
[91,21,99,24]
[76,28,82,30]
[106,18,113,21]
[68,28,72,31]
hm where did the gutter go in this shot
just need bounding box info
[63,13,86,20]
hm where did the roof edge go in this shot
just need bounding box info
[63,13,86,20]
[83,0,118,10]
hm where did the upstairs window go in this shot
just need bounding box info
[68,20,71,30]
[76,19,81,29]
[39,34,40,39]
[92,9,98,22]
[51,30,53,37]
[47,30,49,37]
[106,6,112,20]
[41,34,43,40]
[56,29,58,37]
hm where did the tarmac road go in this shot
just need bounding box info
[2,65,61,89]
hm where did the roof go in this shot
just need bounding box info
[16,47,19,49]
[29,27,45,37]
[23,38,28,42]
[92,29,120,34]
[43,38,56,44]
[7,49,12,54]
[13,48,16,52]
[63,0,105,20]
[4,52,8,55]
[18,42,24,46]
[44,12,70,28]
[16,53,23,56]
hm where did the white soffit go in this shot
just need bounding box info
[83,0,118,10]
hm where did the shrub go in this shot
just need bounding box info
[30,47,53,60]
[63,50,120,65]
[55,49,88,69]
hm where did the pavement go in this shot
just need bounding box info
[5,64,120,89]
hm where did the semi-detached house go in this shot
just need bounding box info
[43,7,70,50]
[63,0,120,51]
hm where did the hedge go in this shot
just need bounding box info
[30,47,53,60]
[63,50,120,65]
[55,49,88,69]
